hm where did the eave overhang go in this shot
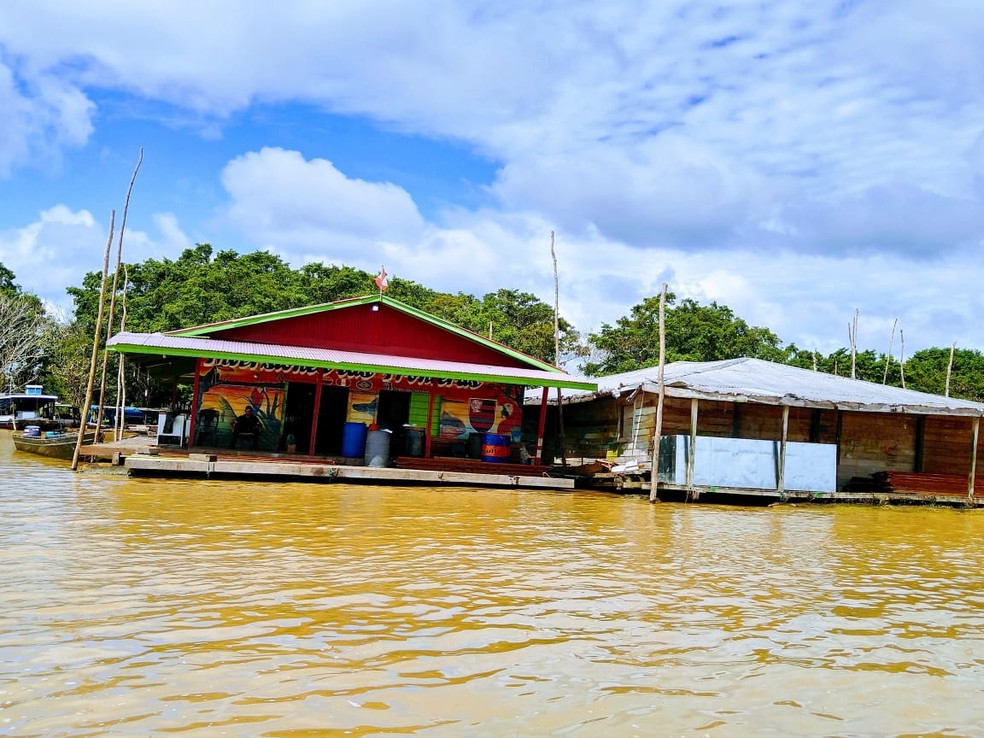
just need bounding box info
[108,332,598,391]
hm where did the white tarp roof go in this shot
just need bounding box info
[540,357,984,417]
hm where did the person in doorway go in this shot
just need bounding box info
[231,404,261,449]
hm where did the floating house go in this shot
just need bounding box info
[0,385,59,429]
[106,295,595,484]
[539,358,984,503]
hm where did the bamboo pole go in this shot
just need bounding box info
[550,231,567,467]
[72,211,115,471]
[900,330,906,389]
[95,149,143,442]
[945,341,956,397]
[883,318,897,385]
[848,309,858,379]
[649,284,667,503]
[114,264,130,441]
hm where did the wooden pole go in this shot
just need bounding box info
[900,330,906,389]
[309,374,324,456]
[424,392,437,458]
[969,416,980,501]
[883,318,897,385]
[686,397,698,499]
[849,309,858,380]
[188,359,201,448]
[777,405,789,495]
[95,149,143,443]
[649,284,667,503]
[534,386,549,465]
[945,341,956,397]
[114,263,130,442]
[550,231,567,468]
[72,211,115,471]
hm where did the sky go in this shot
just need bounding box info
[1,0,983,365]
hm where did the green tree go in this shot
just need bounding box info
[585,294,787,375]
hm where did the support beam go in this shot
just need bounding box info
[309,375,324,456]
[188,358,201,448]
[778,405,789,494]
[686,398,698,492]
[649,285,667,503]
[534,387,549,465]
[969,417,980,500]
[424,392,438,458]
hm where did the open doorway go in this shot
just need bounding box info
[377,390,412,456]
[283,382,317,452]
[315,385,349,455]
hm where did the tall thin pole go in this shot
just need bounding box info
[73,211,115,471]
[883,318,897,385]
[649,284,667,503]
[551,230,566,467]
[96,149,143,442]
[945,341,956,397]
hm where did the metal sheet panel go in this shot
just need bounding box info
[660,435,836,492]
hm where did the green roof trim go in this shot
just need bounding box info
[168,294,562,373]
[109,341,597,391]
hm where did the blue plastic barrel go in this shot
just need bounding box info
[481,433,511,463]
[341,421,367,458]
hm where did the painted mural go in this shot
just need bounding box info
[196,361,286,449]
[439,395,521,441]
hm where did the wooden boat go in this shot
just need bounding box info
[12,430,96,460]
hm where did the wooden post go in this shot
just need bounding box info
[424,392,438,458]
[309,375,324,456]
[550,231,567,468]
[777,405,789,494]
[686,397,698,493]
[945,341,956,397]
[72,210,115,471]
[969,417,980,501]
[649,284,667,503]
[534,386,549,465]
[188,359,201,448]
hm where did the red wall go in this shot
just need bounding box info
[211,303,532,368]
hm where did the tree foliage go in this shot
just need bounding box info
[0,263,61,392]
[67,245,575,365]
[584,293,787,375]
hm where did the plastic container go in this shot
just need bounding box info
[481,433,511,463]
[405,426,425,457]
[341,421,367,458]
[364,429,391,467]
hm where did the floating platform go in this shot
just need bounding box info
[125,453,573,490]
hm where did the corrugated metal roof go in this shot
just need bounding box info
[539,357,984,416]
[107,332,597,390]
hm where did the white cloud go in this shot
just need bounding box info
[221,147,426,265]
[0,206,190,311]
[1,1,984,355]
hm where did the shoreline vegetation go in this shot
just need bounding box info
[3,246,984,412]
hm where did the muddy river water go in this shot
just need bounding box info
[1,431,983,736]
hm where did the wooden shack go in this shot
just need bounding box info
[537,358,984,502]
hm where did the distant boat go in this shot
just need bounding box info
[0,385,60,430]
[12,429,96,461]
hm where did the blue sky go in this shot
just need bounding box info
[1,0,983,363]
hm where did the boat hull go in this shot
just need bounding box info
[12,432,95,461]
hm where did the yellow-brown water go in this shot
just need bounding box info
[2,432,983,737]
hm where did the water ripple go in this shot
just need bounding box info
[2,434,984,736]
